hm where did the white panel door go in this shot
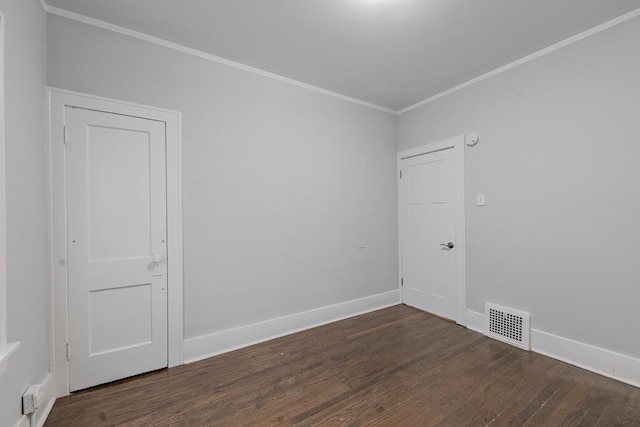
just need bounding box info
[399,146,458,320]
[66,106,168,392]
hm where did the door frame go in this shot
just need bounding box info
[397,135,467,325]
[47,87,184,396]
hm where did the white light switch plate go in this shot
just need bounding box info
[477,193,486,206]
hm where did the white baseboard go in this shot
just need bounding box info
[184,290,401,363]
[465,309,640,389]
[532,329,640,388]
[13,372,56,427]
[13,414,28,427]
[465,309,485,334]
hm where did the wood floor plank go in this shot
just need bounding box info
[45,305,640,426]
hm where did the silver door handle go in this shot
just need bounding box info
[440,242,454,249]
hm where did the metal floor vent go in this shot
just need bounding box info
[485,303,531,350]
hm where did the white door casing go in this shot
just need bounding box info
[66,107,168,391]
[48,88,183,396]
[398,136,466,324]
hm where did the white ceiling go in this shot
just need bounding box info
[44,0,640,111]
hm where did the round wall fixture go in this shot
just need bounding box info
[465,132,480,146]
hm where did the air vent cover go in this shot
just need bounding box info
[485,303,531,350]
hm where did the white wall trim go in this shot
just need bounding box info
[42,3,640,116]
[13,413,27,427]
[465,310,640,389]
[0,9,20,378]
[533,329,640,389]
[184,290,400,364]
[397,136,467,326]
[12,372,56,427]
[42,4,396,115]
[464,310,485,334]
[47,87,184,397]
[0,341,19,376]
[34,372,56,427]
[0,9,5,352]
[398,8,640,115]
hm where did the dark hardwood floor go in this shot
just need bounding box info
[45,305,640,426]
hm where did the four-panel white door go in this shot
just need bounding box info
[66,106,168,391]
[399,147,458,320]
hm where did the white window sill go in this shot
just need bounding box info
[0,341,20,376]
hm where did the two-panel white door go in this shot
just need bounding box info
[399,143,460,321]
[66,107,168,392]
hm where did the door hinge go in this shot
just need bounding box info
[401,277,404,287]
[399,170,403,179]
[66,343,71,361]
[63,126,69,144]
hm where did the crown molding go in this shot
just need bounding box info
[398,8,640,115]
[41,2,640,117]
[43,3,397,115]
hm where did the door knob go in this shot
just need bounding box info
[152,252,165,277]
[440,242,454,249]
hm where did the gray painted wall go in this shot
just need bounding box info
[398,16,640,358]
[0,0,49,424]
[47,15,399,340]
